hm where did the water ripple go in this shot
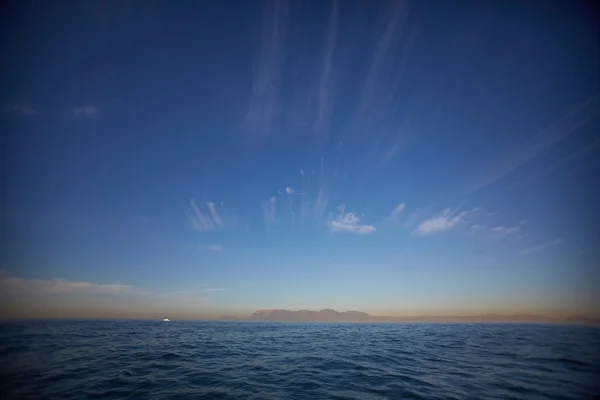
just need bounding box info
[1,321,599,399]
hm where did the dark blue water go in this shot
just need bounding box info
[1,321,599,399]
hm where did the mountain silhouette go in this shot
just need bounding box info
[249,309,372,322]
[229,309,600,324]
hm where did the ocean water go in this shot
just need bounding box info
[1,321,599,400]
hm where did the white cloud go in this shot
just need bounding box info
[326,204,375,235]
[69,105,100,119]
[414,209,467,236]
[188,199,227,231]
[519,238,564,255]
[285,186,295,194]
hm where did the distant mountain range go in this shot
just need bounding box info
[249,309,371,322]
[223,309,600,324]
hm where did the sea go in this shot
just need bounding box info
[1,320,599,399]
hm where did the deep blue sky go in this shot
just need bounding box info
[1,0,598,318]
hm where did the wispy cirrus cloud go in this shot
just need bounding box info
[413,208,468,236]
[391,203,405,218]
[381,202,406,227]
[188,199,227,231]
[355,0,410,119]
[313,159,335,223]
[5,102,38,117]
[418,206,524,240]
[206,202,224,229]
[505,235,523,247]
[244,0,290,141]
[326,204,375,235]
[519,238,564,255]
[505,138,600,193]
[455,93,599,200]
[0,271,224,314]
[352,0,419,167]
[0,272,131,295]
[313,0,339,140]
[314,186,330,221]
[489,221,525,238]
[467,224,486,235]
[263,196,277,231]
[269,164,333,229]
[67,105,100,119]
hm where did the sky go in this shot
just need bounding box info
[1,0,599,319]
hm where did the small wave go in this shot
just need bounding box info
[1,321,598,399]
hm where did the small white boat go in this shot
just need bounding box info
[163,318,171,322]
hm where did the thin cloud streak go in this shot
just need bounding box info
[467,224,485,234]
[314,0,339,139]
[0,274,131,295]
[314,187,329,221]
[505,235,524,247]
[391,203,405,217]
[188,199,227,231]
[520,238,564,255]
[490,221,525,237]
[188,199,215,230]
[456,93,599,199]
[313,159,333,222]
[506,138,600,192]
[349,0,420,175]
[263,196,277,231]
[0,271,225,313]
[356,0,409,119]
[207,202,225,229]
[381,202,406,227]
[244,0,290,141]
